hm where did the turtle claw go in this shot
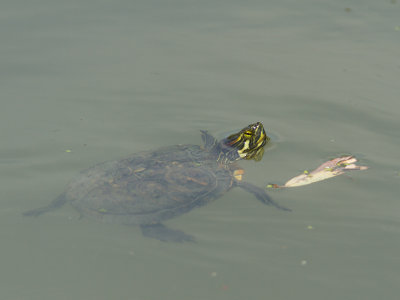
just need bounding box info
[140,223,195,243]
[236,181,290,211]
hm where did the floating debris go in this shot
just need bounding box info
[268,156,368,188]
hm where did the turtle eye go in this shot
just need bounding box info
[243,131,252,137]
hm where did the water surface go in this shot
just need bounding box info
[1,0,400,299]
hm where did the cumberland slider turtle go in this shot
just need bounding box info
[24,122,288,242]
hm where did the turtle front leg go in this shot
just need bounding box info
[140,223,195,242]
[235,181,291,211]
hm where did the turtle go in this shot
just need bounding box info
[24,122,289,242]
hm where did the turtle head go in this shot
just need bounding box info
[219,122,269,163]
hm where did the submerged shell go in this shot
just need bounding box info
[65,144,236,225]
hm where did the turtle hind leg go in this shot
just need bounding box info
[23,193,67,217]
[140,223,195,243]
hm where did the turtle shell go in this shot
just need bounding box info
[66,144,237,225]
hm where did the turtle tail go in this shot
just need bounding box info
[23,193,67,217]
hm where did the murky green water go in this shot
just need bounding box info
[1,0,399,299]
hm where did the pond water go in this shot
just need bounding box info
[1,0,399,299]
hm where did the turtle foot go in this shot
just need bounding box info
[23,207,50,217]
[140,223,195,243]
